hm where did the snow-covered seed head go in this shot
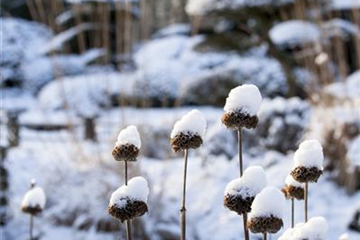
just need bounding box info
[170,109,206,152]
[222,84,262,130]
[278,216,328,240]
[112,125,141,162]
[247,186,285,234]
[21,184,46,216]
[291,140,324,183]
[282,175,304,200]
[224,166,267,215]
[108,177,149,222]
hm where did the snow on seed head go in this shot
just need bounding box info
[225,166,267,197]
[285,175,302,188]
[293,140,323,169]
[116,125,141,148]
[224,84,262,116]
[21,186,46,210]
[110,177,149,207]
[278,217,328,240]
[170,109,207,139]
[249,186,285,219]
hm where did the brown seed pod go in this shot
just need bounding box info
[221,110,258,130]
[170,132,203,153]
[290,166,323,183]
[108,198,148,222]
[282,185,304,200]
[247,215,283,234]
[112,144,139,162]
[21,205,43,215]
[224,194,255,215]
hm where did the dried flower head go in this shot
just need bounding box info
[21,183,46,216]
[108,198,148,222]
[282,175,304,200]
[112,125,141,161]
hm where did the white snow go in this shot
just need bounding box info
[339,233,350,240]
[326,70,360,100]
[115,125,141,148]
[331,0,360,10]
[269,20,320,48]
[285,175,302,188]
[224,166,267,197]
[185,0,214,15]
[109,177,149,207]
[347,136,360,167]
[293,140,324,169]
[170,109,207,138]
[224,84,262,115]
[278,216,328,240]
[21,187,46,210]
[249,186,286,219]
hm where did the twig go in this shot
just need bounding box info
[29,214,34,240]
[237,128,250,240]
[291,198,295,228]
[124,161,132,240]
[180,149,189,240]
[304,182,308,222]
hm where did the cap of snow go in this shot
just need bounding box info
[293,140,324,169]
[278,216,328,240]
[249,186,285,219]
[339,233,350,240]
[224,84,262,116]
[21,187,46,210]
[109,177,149,208]
[269,20,320,48]
[285,175,303,188]
[225,166,267,197]
[116,125,141,148]
[170,109,207,139]
[186,0,213,15]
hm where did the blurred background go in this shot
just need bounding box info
[0,0,359,239]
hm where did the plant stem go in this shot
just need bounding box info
[304,182,308,222]
[180,149,189,240]
[263,232,267,240]
[29,214,33,240]
[291,198,295,228]
[237,128,250,240]
[124,161,132,240]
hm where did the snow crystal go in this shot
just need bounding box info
[170,109,207,139]
[224,84,262,115]
[293,140,324,169]
[248,186,285,219]
[224,166,267,197]
[269,20,320,48]
[285,175,302,188]
[278,216,328,240]
[21,187,46,209]
[116,125,141,148]
[109,177,149,207]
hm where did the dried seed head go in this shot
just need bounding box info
[282,185,304,200]
[224,193,255,215]
[108,198,148,222]
[247,215,283,234]
[21,205,43,215]
[290,166,323,183]
[221,110,258,130]
[112,144,139,162]
[170,132,203,153]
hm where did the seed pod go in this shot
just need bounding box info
[282,185,305,200]
[247,215,283,234]
[170,132,203,153]
[224,194,254,215]
[21,205,43,216]
[221,110,259,130]
[291,166,323,183]
[112,144,139,162]
[108,198,148,222]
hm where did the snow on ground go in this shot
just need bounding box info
[3,106,360,240]
[330,0,360,10]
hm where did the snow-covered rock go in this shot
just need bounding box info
[293,140,324,169]
[109,177,149,208]
[115,125,141,148]
[269,20,320,48]
[224,84,262,115]
[170,109,207,138]
[278,216,328,240]
[249,186,286,219]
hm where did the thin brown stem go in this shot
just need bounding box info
[30,214,34,240]
[124,160,132,240]
[304,182,308,222]
[180,149,189,240]
[263,232,267,240]
[291,198,295,228]
[237,128,249,240]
